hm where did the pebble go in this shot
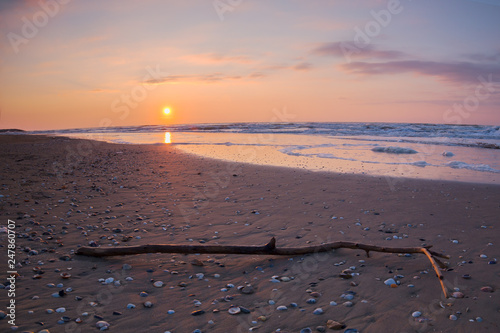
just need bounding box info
[344,330,359,333]
[191,310,205,316]
[55,307,66,313]
[139,291,148,297]
[46,309,54,314]
[126,303,136,309]
[449,314,458,320]
[276,305,288,311]
[384,278,397,287]
[153,281,164,288]
[342,294,354,300]
[122,264,132,270]
[144,301,153,308]
[452,292,464,298]
[412,311,422,318]
[343,301,353,307]
[326,320,345,330]
[462,274,471,280]
[167,310,175,314]
[313,308,324,315]
[481,286,494,292]
[0,311,6,319]
[240,285,254,294]
[300,328,312,333]
[96,321,110,330]
[329,301,338,306]
[306,298,317,304]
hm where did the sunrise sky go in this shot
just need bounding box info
[0,0,499,130]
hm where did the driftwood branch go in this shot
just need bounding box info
[76,237,450,298]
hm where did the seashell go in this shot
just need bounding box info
[228,307,241,315]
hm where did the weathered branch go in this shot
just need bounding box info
[75,237,451,297]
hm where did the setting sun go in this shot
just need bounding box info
[163,107,171,115]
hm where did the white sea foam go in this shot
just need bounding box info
[446,161,500,173]
[372,146,418,154]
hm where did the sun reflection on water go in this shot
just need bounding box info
[164,132,171,144]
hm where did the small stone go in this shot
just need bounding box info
[96,321,110,330]
[126,303,136,309]
[316,326,326,332]
[139,291,148,297]
[55,307,66,313]
[452,292,464,298]
[276,305,288,311]
[481,286,494,292]
[384,278,397,286]
[153,281,164,288]
[343,301,353,307]
[306,298,317,304]
[461,274,471,280]
[300,328,312,333]
[191,310,205,316]
[329,301,338,306]
[449,314,458,320]
[167,310,175,314]
[122,264,132,270]
[488,260,497,265]
[476,317,483,322]
[144,301,153,308]
[240,285,254,294]
[46,309,54,314]
[344,330,359,333]
[412,311,422,318]
[0,311,6,319]
[479,254,487,258]
[191,259,204,266]
[257,315,267,322]
[239,306,251,314]
[326,320,346,330]
[313,308,324,315]
[310,291,321,298]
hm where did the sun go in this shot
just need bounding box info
[163,107,171,115]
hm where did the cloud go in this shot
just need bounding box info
[340,60,500,83]
[312,41,407,60]
[293,62,313,71]
[181,53,255,65]
[143,72,265,85]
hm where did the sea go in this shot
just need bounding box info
[30,122,500,185]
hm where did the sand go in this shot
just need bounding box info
[0,134,499,333]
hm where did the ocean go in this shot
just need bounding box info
[31,122,500,184]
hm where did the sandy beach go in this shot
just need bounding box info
[0,134,499,333]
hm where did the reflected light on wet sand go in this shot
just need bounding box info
[164,132,171,144]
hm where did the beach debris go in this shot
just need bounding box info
[76,237,451,298]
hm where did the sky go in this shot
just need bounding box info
[0,0,499,131]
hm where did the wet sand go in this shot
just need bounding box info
[0,134,499,333]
